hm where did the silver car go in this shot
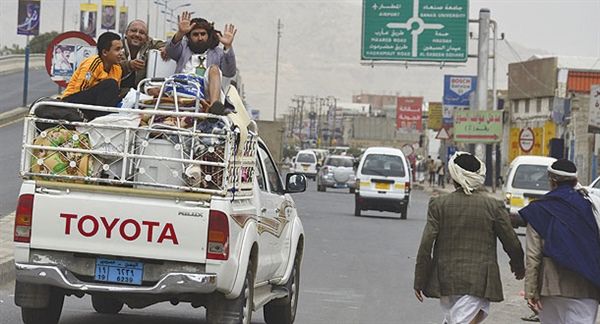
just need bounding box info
[317,155,357,193]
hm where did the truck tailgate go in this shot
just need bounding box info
[30,189,209,264]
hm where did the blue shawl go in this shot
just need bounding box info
[519,184,600,288]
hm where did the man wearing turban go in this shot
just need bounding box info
[414,152,525,324]
[519,159,600,324]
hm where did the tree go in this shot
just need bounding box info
[28,31,59,53]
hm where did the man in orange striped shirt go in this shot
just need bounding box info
[61,32,123,120]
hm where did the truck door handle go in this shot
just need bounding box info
[261,207,268,214]
[38,188,63,195]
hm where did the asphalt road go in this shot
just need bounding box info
[0,177,536,323]
[0,68,59,113]
[0,121,23,218]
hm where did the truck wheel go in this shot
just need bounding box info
[21,288,64,324]
[206,260,254,324]
[264,254,300,324]
[92,295,124,314]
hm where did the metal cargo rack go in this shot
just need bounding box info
[20,80,257,198]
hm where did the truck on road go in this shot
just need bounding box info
[13,82,306,324]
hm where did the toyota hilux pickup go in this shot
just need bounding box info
[13,81,306,324]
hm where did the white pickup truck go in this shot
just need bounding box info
[13,82,306,324]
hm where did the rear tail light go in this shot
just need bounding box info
[405,182,411,193]
[207,210,229,260]
[14,194,34,243]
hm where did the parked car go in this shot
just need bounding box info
[316,155,356,193]
[503,155,556,228]
[291,150,318,180]
[354,147,411,219]
[586,176,600,197]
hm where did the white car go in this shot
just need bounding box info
[587,176,600,197]
[354,147,411,219]
[316,155,356,193]
[14,97,306,324]
[291,150,318,180]
[503,155,556,228]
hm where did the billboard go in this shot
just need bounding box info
[118,6,128,35]
[80,3,98,37]
[443,75,477,125]
[453,110,502,143]
[17,0,40,36]
[428,102,443,130]
[101,0,117,30]
[396,97,423,130]
[361,0,469,62]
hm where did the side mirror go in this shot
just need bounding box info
[353,160,360,170]
[285,173,307,193]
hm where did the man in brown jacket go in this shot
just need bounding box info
[414,152,525,323]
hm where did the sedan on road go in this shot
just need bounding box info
[316,155,356,193]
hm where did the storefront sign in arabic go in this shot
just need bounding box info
[396,97,423,130]
[453,110,503,143]
[362,0,469,62]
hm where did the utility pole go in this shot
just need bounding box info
[61,0,66,32]
[273,19,282,121]
[474,8,490,160]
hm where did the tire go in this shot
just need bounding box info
[317,183,324,192]
[92,295,124,314]
[400,205,408,219]
[264,254,301,324]
[349,188,355,194]
[21,288,64,324]
[207,260,254,324]
[354,199,361,216]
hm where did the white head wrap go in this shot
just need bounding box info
[448,151,486,195]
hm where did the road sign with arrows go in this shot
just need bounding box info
[453,110,503,143]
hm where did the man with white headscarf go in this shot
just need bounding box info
[414,151,525,324]
[519,159,600,324]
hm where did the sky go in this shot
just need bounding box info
[0,0,599,119]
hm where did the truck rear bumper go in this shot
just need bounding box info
[16,262,217,294]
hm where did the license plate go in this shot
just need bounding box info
[375,182,390,190]
[303,166,308,171]
[95,258,144,286]
[334,183,348,188]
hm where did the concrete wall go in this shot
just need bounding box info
[256,120,285,163]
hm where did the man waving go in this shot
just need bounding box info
[166,11,237,115]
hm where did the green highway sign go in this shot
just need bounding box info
[362,0,469,62]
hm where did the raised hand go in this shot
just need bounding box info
[218,24,237,49]
[177,11,196,35]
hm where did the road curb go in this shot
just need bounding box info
[0,213,15,285]
[0,107,28,126]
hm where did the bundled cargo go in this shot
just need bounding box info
[21,77,257,197]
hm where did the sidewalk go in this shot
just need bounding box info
[0,213,15,284]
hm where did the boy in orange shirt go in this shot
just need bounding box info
[61,32,123,120]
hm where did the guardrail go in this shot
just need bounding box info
[0,54,46,73]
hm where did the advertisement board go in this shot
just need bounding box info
[396,97,423,130]
[453,110,502,143]
[17,0,40,36]
[80,3,98,37]
[443,75,477,125]
[428,102,443,130]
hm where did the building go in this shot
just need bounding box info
[507,55,600,183]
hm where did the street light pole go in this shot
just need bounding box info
[273,18,282,121]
